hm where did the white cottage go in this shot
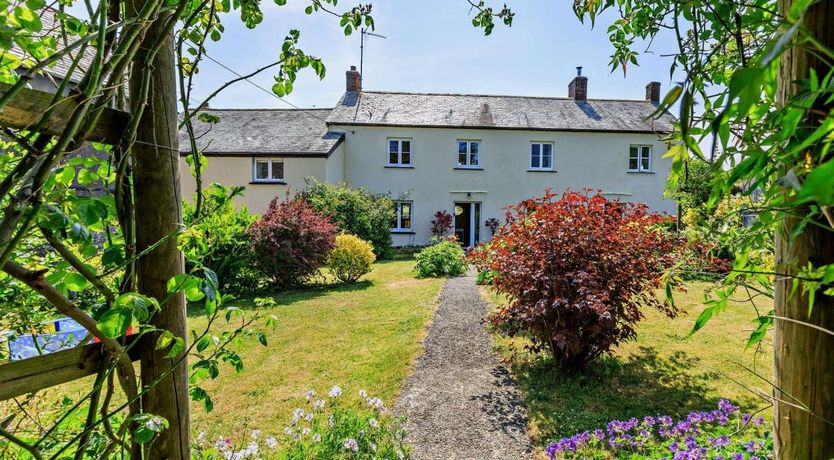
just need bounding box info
[180,66,676,247]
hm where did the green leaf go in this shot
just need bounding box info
[97,308,132,338]
[797,159,834,205]
[63,273,89,292]
[257,332,267,346]
[690,306,715,336]
[55,167,75,186]
[167,337,185,358]
[166,274,204,302]
[155,331,174,350]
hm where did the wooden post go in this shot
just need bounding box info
[127,2,190,458]
[773,1,834,458]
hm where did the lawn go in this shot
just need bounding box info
[483,281,774,448]
[4,259,442,447]
[188,259,443,438]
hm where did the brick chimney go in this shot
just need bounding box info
[568,66,588,101]
[646,81,661,105]
[346,65,361,92]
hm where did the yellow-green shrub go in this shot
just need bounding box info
[328,234,376,283]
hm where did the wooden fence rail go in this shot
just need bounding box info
[0,83,129,144]
[1,84,133,401]
[0,342,141,401]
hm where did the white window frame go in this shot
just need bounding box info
[456,140,481,168]
[387,138,412,167]
[529,142,555,170]
[252,158,285,183]
[628,145,653,172]
[391,201,413,232]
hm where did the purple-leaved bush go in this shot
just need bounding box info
[547,400,771,460]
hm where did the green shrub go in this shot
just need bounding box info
[301,179,395,258]
[182,184,259,294]
[414,240,467,278]
[328,234,376,283]
[475,269,497,285]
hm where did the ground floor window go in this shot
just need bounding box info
[391,201,413,231]
[252,158,284,182]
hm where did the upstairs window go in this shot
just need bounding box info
[530,142,554,170]
[391,201,413,231]
[629,145,652,172]
[253,158,284,182]
[457,140,480,167]
[388,139,411,166]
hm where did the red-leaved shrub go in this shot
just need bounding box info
[470,190,681,370]
[431,210,453,237]
[246,195,338,287]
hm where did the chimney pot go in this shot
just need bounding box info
[568,69,588,101]
[646,81,661,105]
[346,65,361,92]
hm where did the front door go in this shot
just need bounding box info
[453,202,480,247]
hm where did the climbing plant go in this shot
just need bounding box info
[0,0,373,458]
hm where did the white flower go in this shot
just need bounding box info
[359,389,368,399]
[305,412,314,422]
[283,427,293,436]
[314,399,325,410]
[292,408,304,425]
[329,385,342,398]
[265,436,277,449]
[328,415,335,428]
[343,438,359,452]
[397,449,405,459]
[212,335,220,345]
[369,418,379,428]
[370,443,378,452]
[244,442,258,456]
[366,397,385,410]
[313,433,322,443]
[215,437,231,450]
[251,430,261,439]
[197,431,206,442]
[305,389,316,400]
[302,427,311,436]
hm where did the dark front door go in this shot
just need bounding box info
[454,203,471,246]
[454,202,480,247]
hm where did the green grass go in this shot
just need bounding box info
[484,282,774,447]
[3,259,442,446]
[188,259,443,438]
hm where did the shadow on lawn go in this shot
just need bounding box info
[511,346,732,443]
[186,280,374,317]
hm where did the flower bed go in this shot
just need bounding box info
[193,386,410,459]
[546,400,771,460]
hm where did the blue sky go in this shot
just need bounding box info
[192,0,681,109]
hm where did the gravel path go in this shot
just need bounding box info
[396,271,533,460]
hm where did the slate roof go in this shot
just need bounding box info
[327,91,674,133]
[9,7,94,83]
[179,108,343,156]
